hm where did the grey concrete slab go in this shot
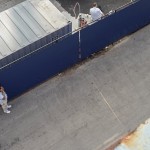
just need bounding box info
[1,20,150,150]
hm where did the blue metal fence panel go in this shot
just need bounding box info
[0,32,79,100]
[80,0,150,59]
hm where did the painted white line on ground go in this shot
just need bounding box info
[99,90,122,125]
[103,133,120,145]
[92,79,123,126]
[93,133,120,150]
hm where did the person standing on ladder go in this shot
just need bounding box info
[90,2,104,21]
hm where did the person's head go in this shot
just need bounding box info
[93,2,97,7]
[0,86,3,92]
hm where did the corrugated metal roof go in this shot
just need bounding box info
[0,0,69,60]
[115,118,150,150]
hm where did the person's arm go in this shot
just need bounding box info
[100,9,104,17]
[1,86,4,91]
[89,8,92,15]
[1,87,6,100]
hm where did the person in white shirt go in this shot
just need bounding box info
[90,2,104,21]
[0,85,11,114]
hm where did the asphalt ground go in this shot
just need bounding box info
[0,0,25,12]
[1,23,150,150]
[0,0,150,150]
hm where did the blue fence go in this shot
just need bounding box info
[0,32,79,99]
[80,0,150,59]
[1,0,150,100]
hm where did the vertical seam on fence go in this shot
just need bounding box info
[78,30,81,60]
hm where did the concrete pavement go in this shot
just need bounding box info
[1,23,150,150]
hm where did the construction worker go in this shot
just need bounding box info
[90,2,104,21]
